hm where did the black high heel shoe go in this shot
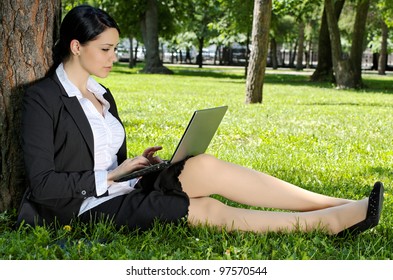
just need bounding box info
[336,181,384,237]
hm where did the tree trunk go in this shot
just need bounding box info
[128,36,134,68]
[325,0,353,88]
[0,0,61,212]
[244,30,251,77]
[245,0,272,104]
[310,0,345,82]
[325,0,366,89]
[378,20,388,75]
[289,42,297,68]
[197,37,204,68]
[371,52,378,70]
[214,46,219,65]
[350,0,370,87]
[140,0,172,74]
[295,22,305,71]
[270,37,278,70]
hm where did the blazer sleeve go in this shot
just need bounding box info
[22,78,97,207]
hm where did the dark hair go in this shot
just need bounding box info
[52,5,120,67]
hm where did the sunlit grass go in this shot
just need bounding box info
[1,63,392,259]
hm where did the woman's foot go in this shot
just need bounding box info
[336,181,384,237]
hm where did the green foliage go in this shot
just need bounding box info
[1,64,392,260]
[218,0,254,36]
[367,0,393,53]
[183,0,224,41]
[273,0,322,20]
[91,0,186,40]
[376,0,393,27]
[98,0,145,38]
[162,0,254,57]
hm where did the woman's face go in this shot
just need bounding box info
[78,27,119,78]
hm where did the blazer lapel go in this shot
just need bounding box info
[61,96,95,158]
[50,74,95,158]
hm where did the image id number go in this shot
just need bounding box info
[219,266,267,276]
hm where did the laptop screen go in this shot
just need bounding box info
[170,105,228,163]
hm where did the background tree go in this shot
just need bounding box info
[377,20,389,75]
[367,0,393,75]
[378,0,393,74]
[274,0,322,71]
[218,0,254,75]
[99,0,143,68]
[165,31,197,64]
[325,0,371,89]
[181,0,223,68]
[269,12,297,69]
[140,0,172,73]
[100,0,181,74]
[245,0,272,104]
[310,0,345,82]
[0,0,61,212]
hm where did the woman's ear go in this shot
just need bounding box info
[70,39,81,56]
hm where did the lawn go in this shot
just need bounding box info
[1,63,392,260]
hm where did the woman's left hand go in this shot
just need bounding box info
[142,146,163,164]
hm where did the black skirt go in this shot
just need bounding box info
[79,159,190,231]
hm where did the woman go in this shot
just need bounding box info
[18,5,384,237]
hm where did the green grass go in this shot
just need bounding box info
[1,63,392,260]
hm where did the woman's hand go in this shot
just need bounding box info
[107,146,163,184]
[142,146,163,164]
[107,156,150,184]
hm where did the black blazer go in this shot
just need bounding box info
[17,73,127,226]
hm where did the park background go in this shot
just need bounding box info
[0,0,392,260]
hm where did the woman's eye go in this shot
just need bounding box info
[102,49,110,52]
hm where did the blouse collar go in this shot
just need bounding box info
[55,63,107,99]
[55,63,110,113]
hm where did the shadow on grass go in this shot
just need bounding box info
[368,167,393,181]
[111,63,138,75]
[301,100,393,107]
[172,68,245,80]
[171,67,329,90]
[112,62,393,94]
[362,78,393,94]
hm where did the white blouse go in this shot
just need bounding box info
[56,64,138,215]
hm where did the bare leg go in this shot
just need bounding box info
[179,154,352,212]
[188,197,368,234]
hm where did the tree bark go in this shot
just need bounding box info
[289,42,297,68]
[350,0,370,86]
[325,0,354,88]
[0,0,61,212]
[244,30,250,77]
[197,37,204,69]
[295,22,305,71]
[378,20,388,75]
[128,36,135,68]
[140,0,173,74]
[245,0,272,104]
[270,37,278,70]
[310,0,345,82]
[325,0,368,89]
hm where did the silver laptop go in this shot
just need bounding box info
[114,105,228,182]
